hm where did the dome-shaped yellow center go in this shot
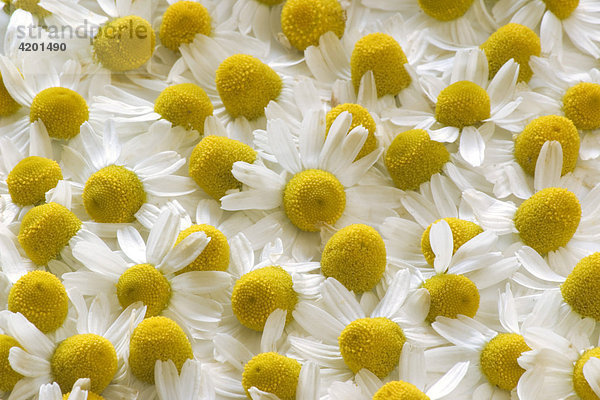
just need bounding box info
[543,0,579,19]
[6,156,63,206]
[188,135,257,200]
[514,187,581,254]
[51,334,117,394]
[562,253,600,321]
[18,202,82,265]
[0,335,23,392]
[418,0,474,21]
[0,74,21,116]
[574,347,600,400]
[422,274,480,323]
[30,87,88,140]
[562,82,600,130]
[351,33,411,97]
[480,333,531,391]
[338,317,406,379]
[280,0,345,51]
[215,54,282,121]
[82,165,146,223]
[283,169,346,232]
[373,381,430,400]
[12,0,49,17]
[435,81,491,128]
[93,15,156,72]
[154,83,213,134]
[421,218,483,266]
[116,263,171,318]
[63,393,105,400]
[326,103,377,160]
[242,352,301,400]
[174,224,230,274]
[159,1,211,51]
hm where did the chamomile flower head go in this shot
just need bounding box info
[0,334,23,392]
[153,83,213,134]
[159,1,211,51]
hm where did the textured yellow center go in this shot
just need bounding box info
[326,103,377,160]
[116,264,171,318]
[418,0,474,21]
[18,202,81,265]
[242,352,301,400]
[283,169,346,232]
[543,0,579,19]
[51,334,117,394]
[373,381,430,400]
[351,33,411,97]
[30,87,88,140]
[421,218,483,266]
[435,81,491,128]
[574,347,600,400]
[83,165,146,223]
[562,253,600,321]
[154,83,213,134]
[12,0,49,16]
[93,15,156,72]
[480,333,531,391]
[422,274,480,322]
[215,54,282,120]
[480,23,541,83]
[63,393,104,400]
[0,73,20,116]
[514,187,581,254]
[6,156,62,206]
[174,224,230,274]
[562,82,600,130]
[188,135,257,200]
[0,335,23,392]
[159,1,211,51]
[280,0,345,51]
[129,316,193,384]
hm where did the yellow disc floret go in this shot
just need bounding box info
[321,224,387,293]
[0,73,21,116]
[514,187,581,254]
[283,169,346,232]
[129,316,193,384]
[351,33,411,97]
[0,335,23,392]
[12,0,49,17]
[574,347,600,400]
[116,264,171,318]
[514,115,580,176]
[422,274,480,322]
[7,156,62,206]
[280,0,345,51]
[326,104,377,160]
[159,1,211,51]
[29,87,88,140]
[215,54,282,120]
[421,218,483,266]
[242,352,301,400]
[543,0,579,19]
[480,23,541,83]
[174,224,230,274]
[154,83,213,134]
[188,135,257,200]
[93,15,156,72]
[18,202,82,265]
[63,393,104,400]
[562,82,600,130]
[418,0,474,21]
[561,253,600,321]
[83,165,146,223]
[373,381,430,400]
[435,81,491,128]
[480,333,531,391]
[51,334,117,394]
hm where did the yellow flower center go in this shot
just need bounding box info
[174,224,230,274]
[480,333,531,391]
[321,224,387,293]
[93,15,156,72]
[435,81,491,128]
[154,83,213,134]
[421,218,483,266]
[18,202,82,265]
[63,393,104,400]
[562,82,600,130]
[12,0,49,17]
[116,264,171,318]
[562,253,600,321]
[326,103,377,160]
[83,165,146,223]
[514,187,581,254]
[422,274,480,323]
[543,0,579,19]
[129,316,193,384]
[29,87,88,140]
[283,169,346,232]
[0,335,23,392]
[373,381,430,400]
[6,156,62,206]
[351,33,411,97]
[159,1,211,51]
[417,0,474,21]
[188,135,257,200]
[280,0,345,51]
[215,54,282,121]
[51,334,117,394]
[242,352,301,400]
[0,74,21,116]
[480,23,541,83]
[384,129,450,191]
[574,347,600,400]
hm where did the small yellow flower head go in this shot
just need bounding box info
[351,33,411,97]
[6,156,63,206]
[514,115,579,176]
[561,253,600,321]
[216,54,282,120]
[280,0,345,51]
[480,23,541,83]
[159,1,211,51]
[326,104,377,160]
[154,83,213,134]
[231,266,297,332]
[242,352,301,400]
[480,333,531,391]
[514,187,581,254]
[83,165,146,223]
[283,169,346,232]
[543,0,579,19]
[174,224,230,274]
[93,15,156,72]
[0,73,21,116]
[435,81,491,128]
[0,335,23,392]
[373,381,430,400]
[63,393,104,400]
[573,347,600,400]
[321,224,387,293]
[422,274,480,322]
[29,87,89,140]
[51,334,118,394]
[562,82,600,130]
[421,218,483,266]
[12,0,49,17]
[188,136,257,200]
[129,316,193,384]
[116,264,171,318]
[18,202,82,265]
[417,0,474,21]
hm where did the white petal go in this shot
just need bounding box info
[459,127,485,167]
[159,231,210,275]
[296,361,320,400]
[430,219,453,274]
[426,361,470,400]
[583,357,600,397]
[534,140,563,191]
[260,309,286,353]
